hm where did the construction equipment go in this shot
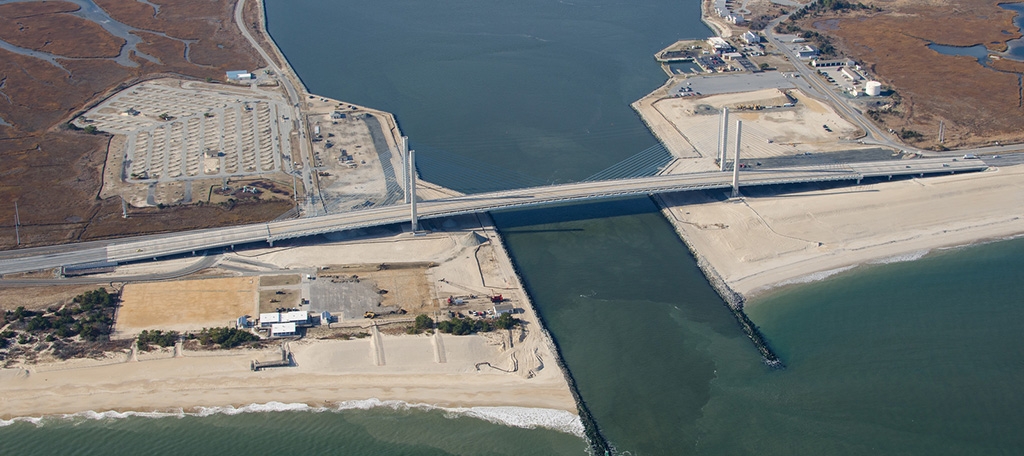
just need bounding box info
[364,311,377,319]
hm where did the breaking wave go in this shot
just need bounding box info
[0,399,585,437]
[777,265,858,286]
[868,250,930,264]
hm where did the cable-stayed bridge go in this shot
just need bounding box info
[0,156,985,275]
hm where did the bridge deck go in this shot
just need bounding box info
[0,158,985,274]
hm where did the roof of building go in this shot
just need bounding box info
[281,311,309,323]
[260,312,281,324]
[271,322,297,336]
[494,303,515,313]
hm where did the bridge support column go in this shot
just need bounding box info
[410,149,418,233]
[402,136,411,204]
[731,120,742,197]
[718,107,729,171]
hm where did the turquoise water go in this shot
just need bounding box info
[5,0,1024,454]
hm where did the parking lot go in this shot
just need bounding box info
[77,79,293,183]
[669,71,814,97]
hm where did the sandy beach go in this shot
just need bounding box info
[0,336,575,422]
[0,216,577,424]
[659,165,1024,300]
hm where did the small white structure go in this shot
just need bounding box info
[796,45,819,59]
[493,303,515,315]
[236,315,252,329]
[725,14,744,24]
[742,31,761,44]
[226,70,254,81]
[320,311,334,326]
[708,37,731,51]
[270,322,297,337]
[840,67,862,81]
[330,111,345,119]
[865,81,882,96]
[722,52,744,61]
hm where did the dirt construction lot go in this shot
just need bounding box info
[654,88,869,159]
[115,277,257,337]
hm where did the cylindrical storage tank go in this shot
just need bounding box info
[865,81,882,96]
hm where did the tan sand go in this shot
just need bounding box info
[660,165,1024,300]
[0,333,575,419]
[641,88,872,163]
[1,220,576,420]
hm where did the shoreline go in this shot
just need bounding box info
[0,1,585,438]
[639,0,1024,355]
[0,399,585,436]
[657,166,1024,303]
[0,222,580,425]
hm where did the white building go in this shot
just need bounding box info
[270,322,297,337]
[841,67,862,81]
[493,303,515,315]
[281,310,310,325]
[796,45,819,59]
[260,311,310,328]
[259,312,281,328]
[811,58,854,67]
[708,37,730,50]
[742,31,761,44]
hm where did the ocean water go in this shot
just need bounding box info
[4,0,1024,454]
[0,402,586,455]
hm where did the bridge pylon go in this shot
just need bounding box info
[732,120,742,198]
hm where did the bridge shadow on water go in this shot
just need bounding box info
[491,196,659,229]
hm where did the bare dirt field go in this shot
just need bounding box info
[792,0,1024,148]
[261,274,300,287]
[116,277,257,337]
[318,264,436,318]
[0,0,293,250]
[651,88,870,163]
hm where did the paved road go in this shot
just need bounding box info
[763,11,1024,159]
[0,158,984,275]
[0,252,219,286]
[234,0,322,214]
[764,14,903,152]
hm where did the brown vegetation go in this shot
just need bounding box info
[797,0,1024,148]
[0,0,285,251]
[0,2,124,58]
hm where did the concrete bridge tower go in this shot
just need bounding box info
[718,107,729,171]
[732,120,742,197]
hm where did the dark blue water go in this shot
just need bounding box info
[5,0,1024,454]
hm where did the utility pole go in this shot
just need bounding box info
[14,201,20,246]
[718,107,730,172]
[409,149,418,233]
[938,121,945,144]
[121,197,128,219]
[732,120,742,198]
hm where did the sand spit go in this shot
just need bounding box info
[659,165,1024,300]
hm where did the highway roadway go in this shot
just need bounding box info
[763,11,1024,159]
[0,157,984,276]
[234,0,322,215]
